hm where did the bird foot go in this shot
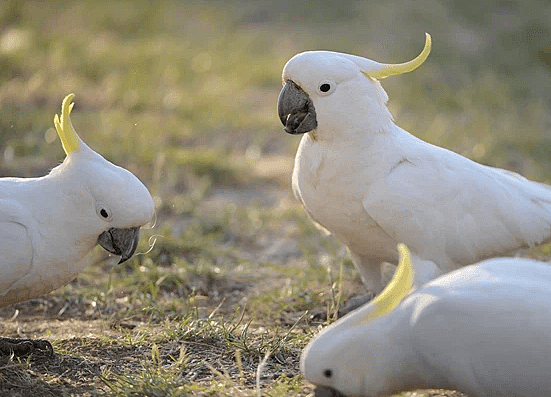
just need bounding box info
[311,293,375,321]
[0,337,54,357]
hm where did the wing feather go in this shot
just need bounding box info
[0,200,34,301]
[363,142,551,273]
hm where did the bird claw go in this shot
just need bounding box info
[0,337,54,357]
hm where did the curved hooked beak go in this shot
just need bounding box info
[277,80,318,135]
[98,227,140,264]
[314,386,346,397]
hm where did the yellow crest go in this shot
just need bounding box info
[54,93,80,155]
[364,33,432,80]
[363,243,414,322]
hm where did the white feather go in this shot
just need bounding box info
[283,49,551,292]
[0,96,154,306]
[301,255,551,396]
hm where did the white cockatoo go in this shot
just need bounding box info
[0,94,155,355]
[302,244,551,397]
[278,33,551,293]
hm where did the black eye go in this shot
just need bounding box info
[323,369,333,378]
[96,204,112,221]
[319,83,331,92]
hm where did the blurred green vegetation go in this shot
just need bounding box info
[0,0,550,395]
[1,0,550,182]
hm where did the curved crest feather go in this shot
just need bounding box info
[54,93,80,155]
[364,33,431,80]
[363,243,414,322]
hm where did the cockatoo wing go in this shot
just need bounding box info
[0,200,33,296]
[363,140,551,273]
[407,259,551,396]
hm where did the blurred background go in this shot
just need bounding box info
[0,0,551,394]
[1,0,550,185]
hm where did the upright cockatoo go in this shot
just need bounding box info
[0,94,155,355]
[302,244,551,397]
[278,33,551,293]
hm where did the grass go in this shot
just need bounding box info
[0,0,550,395]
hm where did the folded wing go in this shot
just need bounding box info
[363,140,551,273]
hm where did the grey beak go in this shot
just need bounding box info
[314,386,347,397]
[277,80,318,134]
[98,227,140,264]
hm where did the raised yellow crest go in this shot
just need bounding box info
[363,243,414,322]
[364,33,432,80]
[54,93,80,155]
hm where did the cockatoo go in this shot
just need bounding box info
[302,244,551,397]
[278,33,551,294]
[0,94,155,355]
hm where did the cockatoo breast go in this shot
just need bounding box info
[292,132,400,263]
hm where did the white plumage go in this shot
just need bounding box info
[278,34,551,292]
[301,245,551,397]
[0,94,155,307]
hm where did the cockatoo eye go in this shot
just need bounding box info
[323,369,333,378]
[317,80,336,95]
[96,204,112,221]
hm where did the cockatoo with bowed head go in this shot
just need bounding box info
[302,244,551,397]
[278,33,551,294]
[0,93,155,355]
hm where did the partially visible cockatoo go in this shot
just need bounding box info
[278,33,551,293]
[0,94,155,355]
[302,244,551,397]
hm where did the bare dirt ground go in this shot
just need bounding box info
[0,294,468,397]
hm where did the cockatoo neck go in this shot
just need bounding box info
[309,113,397,147]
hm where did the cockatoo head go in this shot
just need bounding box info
[52,94,155,263]
[278,34,431,140]
[301,244,415,397]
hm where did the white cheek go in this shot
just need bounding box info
[313,96,352,132]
